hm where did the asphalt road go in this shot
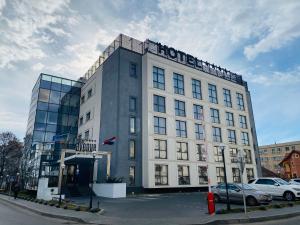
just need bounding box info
[239,215,300,225]
[0,200,82,225]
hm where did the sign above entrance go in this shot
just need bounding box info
[76,139,97,152]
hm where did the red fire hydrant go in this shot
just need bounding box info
[207,192,215,215]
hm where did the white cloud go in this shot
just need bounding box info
[0,0,5,15]
[32,62,45,71]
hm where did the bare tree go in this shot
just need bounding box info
[0,132,22,188]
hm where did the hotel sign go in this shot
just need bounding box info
[76,139,97,152]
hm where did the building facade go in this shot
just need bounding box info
[279,150,300,179]
[259,141,300,175]
[25,34,261,191]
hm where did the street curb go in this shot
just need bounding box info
[0,197,89,224]
[192,211,300,225]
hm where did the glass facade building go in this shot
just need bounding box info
[24,74,83,189]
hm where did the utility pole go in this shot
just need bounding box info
[220,145,230,211]
[89,153,96,209]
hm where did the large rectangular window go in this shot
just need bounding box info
[153,66,165,90]
[174,100,186,117]
[216,167,225,183]
[226,112,234,127]
[154,116,166,134]
[214,146,223,162]
[196,144,206,161]
[241,132,249,145]
[178,165,190,185]
[130,62,137,77]
[192,79,202,99]
[195,124,205,140]
[129,166,135,186]
[129,140,135,159]
[230,148,238,163]
[232,168,241,183]
[237,93,245,110]
[193,104,204,120]
[223,88,232,107]
[198,166,208,184]
[155,165,168,185]
[239,115,247,129]
[210,108,220,124]
[129,97,137,112]
[154,139,167,159]
[208,84,218,104]
[176,120,187,137]
[227,129,236,144]
[173,73,184,95]
[246,168,254,181]
[153,95,165,113]
[130,117,136,134]
[244,149,253,164]
[86,111,91,122]
[212,127,222,142]
[176,142,188,160]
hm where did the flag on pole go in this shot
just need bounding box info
[102,137,116,145]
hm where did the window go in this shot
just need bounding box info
[129,97,137,112]
[232,168,241,183]
[49,90,61,104]
[176,142,188,160]
[38,89,50,102]
[130,62,137,77]
[226,112,234,126]
[244,149,252,164]
[193,104,204,120]
[195,124,205,140]
[239,115,247,129]
[212,127,222,142]
[192,79,202,99]
[153,95,165,113]
[214,146,223,162]
[81,95,85,104]
[87,89,92,99]
[208,84,218,104]
[176,120,187,137]
[196,144,206,161]
[241,132,249,145]
[86,112,91,122]
[130,117,136,134]
[178,165,190,185]
[129,166,135,186]
[227,129,236,144]
[198,166,208,184]
[173,73,184,95]
[256,179,275,185]
[155,165,168,185]
[154,116,166,134]
[84,130,89,139]
[210,108,220,123]
[230,148,238,163]
[292,146,295,150]
[246,168,254,181]
[129,140,135,159]
[154,139,167,159]
[153,66,165,90]
[216,167,225,183]
[285,147,290,152]
[175,100,186,117]
[277,148,281,153]
[223,88,232,107]
[237,93,245,110]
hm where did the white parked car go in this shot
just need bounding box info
[248,177,300,201]
[289,178,300,185]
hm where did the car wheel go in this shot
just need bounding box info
[246,196,257,206]
[214,194,220,203]
[284,191,295,201]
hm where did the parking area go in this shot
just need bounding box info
[70,192,294,219]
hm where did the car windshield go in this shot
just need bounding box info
[275,178,289,185]
[236,184,254,190]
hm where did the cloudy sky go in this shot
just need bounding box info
[0,0,299,145]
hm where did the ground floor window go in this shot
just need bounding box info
[246,168,254,181]
[129,166,135,186]
[155,164,168,185]
[178,165,190,185]
[198,166,208,184]
[232,167,241,183]
[216,167,225,183]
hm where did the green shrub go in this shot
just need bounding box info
[258,206,267,210]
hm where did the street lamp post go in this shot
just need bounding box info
[59,164,65,207]
[89,152,96,209]
[220,145,230,211]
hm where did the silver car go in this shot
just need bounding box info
[212,183,272,206]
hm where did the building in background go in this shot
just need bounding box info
[24,34,261,192]
[24,74,83,189]
[279,150,300,178]
[259,141,300,176]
